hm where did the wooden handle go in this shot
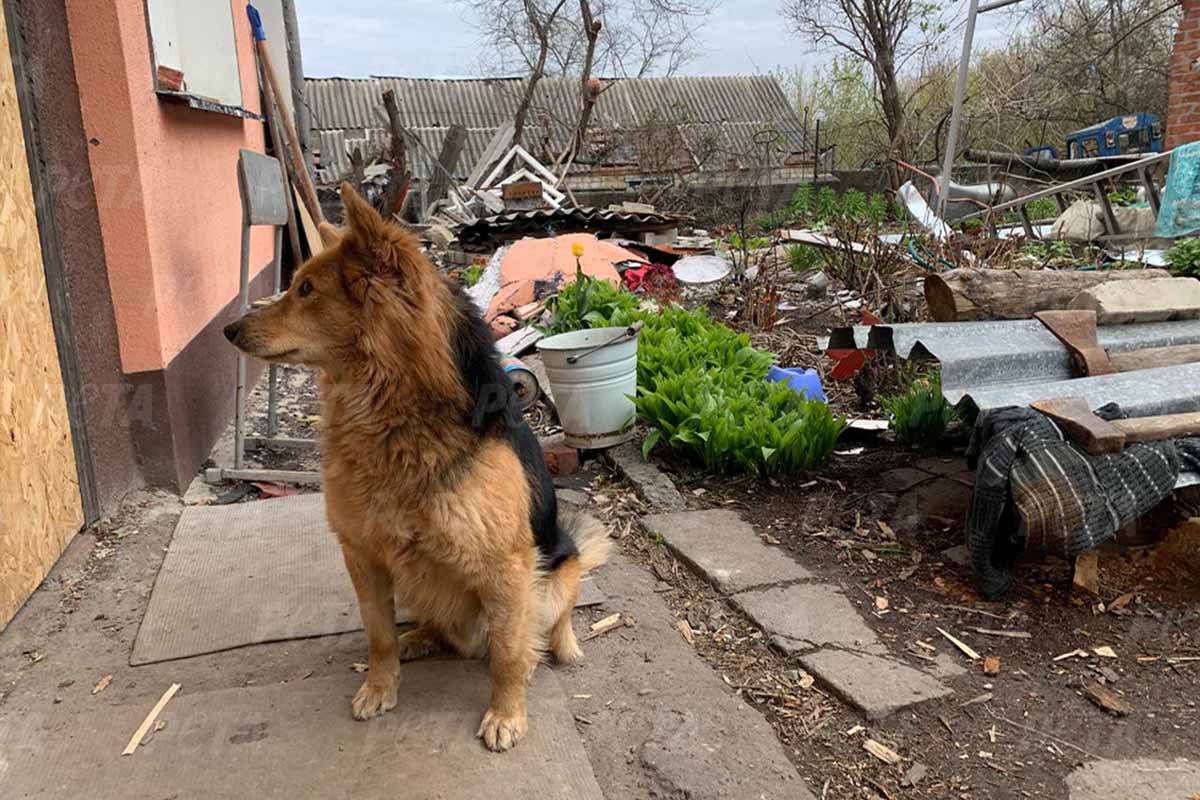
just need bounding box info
[1114,412,1200,443]
[255,40,323,227]
[1109,344,1200,374]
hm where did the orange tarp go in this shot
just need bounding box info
[486,234,643,321]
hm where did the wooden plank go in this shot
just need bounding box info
[426,124,468,208]
[3,0,97,523]
[0,1,86,630]
[203,467,322,485]
[1091,182,1120,236]
[122,683,181,755]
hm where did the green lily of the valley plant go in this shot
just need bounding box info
[544,285,846,475]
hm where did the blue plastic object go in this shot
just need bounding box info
[767,366,827,403]
[246,4,267,42]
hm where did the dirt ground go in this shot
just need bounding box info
[625,437,1200,799]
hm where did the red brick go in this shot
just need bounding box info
[541,435,580,476]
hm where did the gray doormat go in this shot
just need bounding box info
[131,493,606,665]
[0,662,605,799]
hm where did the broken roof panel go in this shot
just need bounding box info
[305,75,812,184]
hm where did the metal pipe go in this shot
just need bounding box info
[937,0,980,222]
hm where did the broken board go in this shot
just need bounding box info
[131,493,605,664]
[0,663,605,799]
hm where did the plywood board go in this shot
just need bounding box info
[0,5,84,630]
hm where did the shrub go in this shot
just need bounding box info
[883,372,953,447]
[1165,238,1200,277]
[544,282,845,474]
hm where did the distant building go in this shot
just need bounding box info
[304,74,825,204]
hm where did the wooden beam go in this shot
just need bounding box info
[425,124,468,209]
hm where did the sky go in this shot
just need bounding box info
[295,0,1014,80]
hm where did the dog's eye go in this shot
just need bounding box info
[297,279,314,298]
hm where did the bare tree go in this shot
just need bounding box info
[514,0,569,146]
[780,0,944,165]
[462,0,716,80]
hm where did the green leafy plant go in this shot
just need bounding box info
[726,232,773,251]
[1025,196,1061,220]
[1165,238,1200,277]
[541,264,640,336]
[463,264,484,287]
[785,244,822,272]
[883,372,953,447]
[544,282,845,474]
[1106,187,1138,207]
[1021,240,1074,261]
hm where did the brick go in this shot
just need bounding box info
[540,434,580,476]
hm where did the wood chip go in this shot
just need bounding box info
[1093,646,1118,659]
[1107,591,1136,612]
[961,691,994,707]
[1072,551,1101,596]
[937,627,980,660]
[590,613,621,632]
[351,662,369,673]
[1053,648,1089,661]
[863,738,903,765]
[122,683,180,755]
[676,619,695,645]
[983,656,1001,676]
[875,596,890,611]
[92,674,113,695]
[972,627,1032,639]
[582,614,626,641]
[877,520,896,539]
[1084,682,1132,716]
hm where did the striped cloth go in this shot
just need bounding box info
[966,406,1200,599]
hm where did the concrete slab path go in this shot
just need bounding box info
[0,662,604,800]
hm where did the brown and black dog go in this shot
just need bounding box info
[223,183,609,751]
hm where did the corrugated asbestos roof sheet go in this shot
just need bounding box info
[305,75,812,183]
[823,319,1200,487]
[824,319,1200,418]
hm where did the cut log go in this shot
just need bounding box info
[924,269,1170,323]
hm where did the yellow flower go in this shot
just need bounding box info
[571,242,585,258]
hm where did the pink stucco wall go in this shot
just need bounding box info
[66,0,275,374]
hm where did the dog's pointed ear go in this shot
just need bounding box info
[340,182,385,242]
[318,221,343,248]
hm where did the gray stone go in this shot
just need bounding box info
[730,583,879,654]
[941,543,970,567]
[642,509,810,593]
[1067,758,1200,800]
[799,648,954,721]
[556,488,590,508]
[1070,277,1200,324]
[896,478,972,527]
[606,442,687,510]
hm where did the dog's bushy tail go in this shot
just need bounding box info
[559,507,612,573]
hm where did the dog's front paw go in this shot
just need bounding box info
[351,677,398,721]
[476,707,527,751]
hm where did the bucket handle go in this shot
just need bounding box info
[566,321,644,364]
